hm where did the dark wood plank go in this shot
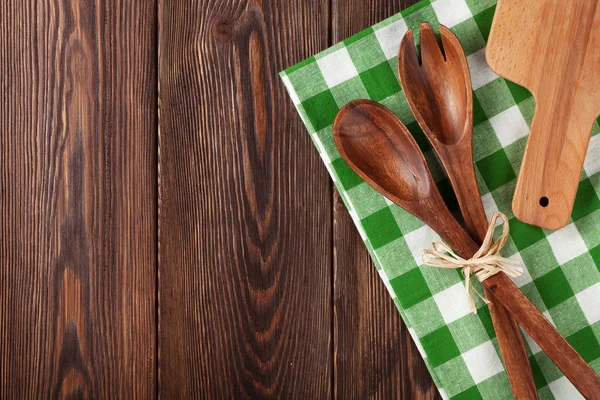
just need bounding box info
[158,0,332,397]
[0,1,157,398]
[331,1,440,398]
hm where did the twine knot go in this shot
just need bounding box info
[422,212,523,314]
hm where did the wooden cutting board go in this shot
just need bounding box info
[486,0,600,230]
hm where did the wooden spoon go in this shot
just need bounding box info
[398,24,536,399]
[333,99,600,399]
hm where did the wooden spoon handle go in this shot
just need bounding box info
[438,145,537,399]
[484,288,537,399]
[485,273,600,399]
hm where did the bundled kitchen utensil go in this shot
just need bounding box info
[333,98,600,399]
[486,0,600,230]
[398,23,536,399]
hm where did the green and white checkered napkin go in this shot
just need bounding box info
[280,0,600,398]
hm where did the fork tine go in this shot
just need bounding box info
[420,23,446,67]
[439,25,468,67]
[399,29,421,67]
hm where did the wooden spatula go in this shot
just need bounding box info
[486,0,600,230]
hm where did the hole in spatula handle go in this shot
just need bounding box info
[539,197,549,207]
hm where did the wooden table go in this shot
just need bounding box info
[1,0,439,397]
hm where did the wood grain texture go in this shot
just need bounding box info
[158,0,332,397]
[487,0,600,230]
[331,2,438,398]
[0,0,157,398]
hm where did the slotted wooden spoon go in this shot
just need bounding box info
[398,23,536,398]
[333,99,600,398]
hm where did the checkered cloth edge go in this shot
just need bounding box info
[280,0,600,398]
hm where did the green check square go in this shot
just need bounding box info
[361,207,402,249]
[534,268,575,309]
[575,209,600,250]
[472,120,502,161]
[476,149,516,192]
[343,27,374,46]
[572,178,600,221]
[406,297,445,336]
[390,268,431,309]
[474,79,515,118]
[287,61,328,101]
[472,5,496,42]
[421,267,463,296]
[406,120,431,152]
[472,95,488,126]
[434,357,476,398]
[562,253,600,293]
[331,158,363,191]
[505,80,532,104]
[421,325,461,368]
[528,355,548,389]
[593,118,600,137]
[465,0,497,15]
[376,238,418,279]
[567,326,600,363]
[401,0,431,17]
[402,3,439,44]
[452,19,486,56]
[347,182,389,219]
[359,61,402,102]
[534,352,563,383]
[476,306,497,340]
[478,373,512,399]
[390,204,424,235]
[517,96,536,126]
[301,90,340,132]
[549,297,587,337]
[452,386,483,400]
[329,75,369,108]
[448,314,491,353]
[591,245,600,273]
[346,34,387,72]
[509,218,546,251]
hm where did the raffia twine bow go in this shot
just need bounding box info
[422,212,523,314]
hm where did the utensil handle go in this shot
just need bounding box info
[512,99,595,230]
[440,145,537,399]
[484,288,538,399]
[485,273,600,399]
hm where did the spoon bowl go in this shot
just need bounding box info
[333,99,476,255]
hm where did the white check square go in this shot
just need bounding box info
[576,282,600,325]
[433,283,472,324]
[317,48,358,88]
[584,134,600,177]
[281,75,300,105]
[481,193,499,216]
[462,341,504,384]
[489,106,530,147]
[468,48,499,90]
[403,225,440,265]
[375,19,409,59]
[547,224,588,264]
[507,253,532,288]
[549,376,584,400]
[432,0,473,28]
[378,269,396,298]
